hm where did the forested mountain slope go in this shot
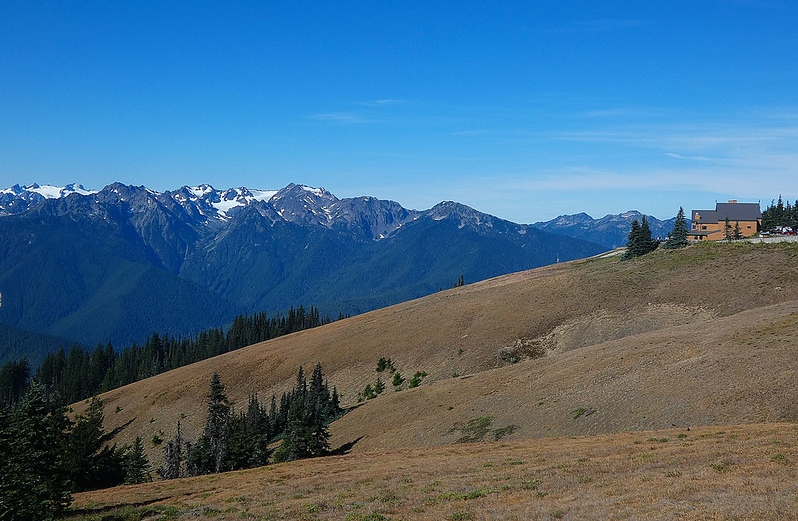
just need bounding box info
[0,183,604,352]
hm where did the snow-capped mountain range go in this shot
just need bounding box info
[0,183,95,215]
[1,182,425,241]
[1,182,276,220]
[1,181,678,361]
[0,182,610,356]
[532,211,681,249]
[1,182,676,248]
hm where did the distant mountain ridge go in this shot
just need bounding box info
[531,210,681,249]
[0,182,607,359]
[2,184,680,249]
[0,183,95,215]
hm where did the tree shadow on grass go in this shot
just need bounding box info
[331,435,365,456]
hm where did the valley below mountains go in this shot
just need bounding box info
[0,182,623,356]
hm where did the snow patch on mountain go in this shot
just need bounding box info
[2,183,95,199]
[0,183,97,215]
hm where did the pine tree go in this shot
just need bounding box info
[64,397,125,491]
[226,394,273,470]
[0,383,72,520]
[122,436,151,484]
[273,365,332,462]
[274,380,310,462]
[733,221,743,240]
[374,377,385,395]
[663,207,689,249]
[622,219,642,260]
[244,394,273,467]
[624,216,658,259]
[0,359,30,406]
[639,216,657,254]
[724,217,733,240]
[187,373,231,474]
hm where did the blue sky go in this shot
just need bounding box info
[1,1,796,222]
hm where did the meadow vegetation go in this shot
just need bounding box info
[9,240,798,519]
[68,423,798,520]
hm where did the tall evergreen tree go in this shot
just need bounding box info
[64,397,125,492]
[273,365,333,462]
[639,216,657,253]
[0,383,72,521]
[122,436,151,484]
[623,219,642,260]
[0,359,30,406]
[623,216,658,259]
[306,364,332,456]
[187,373,231,474]
[733,221,743,240]
[663,207,689,249]
[226,394,272,470]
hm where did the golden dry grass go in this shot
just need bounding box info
[69,241,798,519]
[71,422,798,520]
[87,242,798,459]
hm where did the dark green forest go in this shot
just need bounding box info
[0,365,342,521]
[0,305,336,407]
[0,385,151,520]
[761,196,798,231]
[160,366,342,480]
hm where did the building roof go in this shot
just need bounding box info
[715,202,761,222]
[692,202,760,224]
[692,209,717,223]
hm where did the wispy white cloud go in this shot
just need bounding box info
[355,99,408,107]
[307,99,412,125]
[306,103,798,221]
[665,152,715,161]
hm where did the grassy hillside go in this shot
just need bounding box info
[70,422,798,520]
[71,241,798,518]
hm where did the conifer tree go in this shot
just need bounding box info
[273,365,332,462]
[622,219,642,260]
[663,207,689,249]
[123,436,151,484]
[623,216,658,259]
[65,397,125,491]
[639,216,657,253]
[0,383,72,520]
[273,370,311,462]
[244,394,273,467]
[733,221,743,240]
[374,377,385,395]
[188,373,231,474]
[226,393,273,470]
[0,360,30,406]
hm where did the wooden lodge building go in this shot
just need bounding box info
[688,200,762,241]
